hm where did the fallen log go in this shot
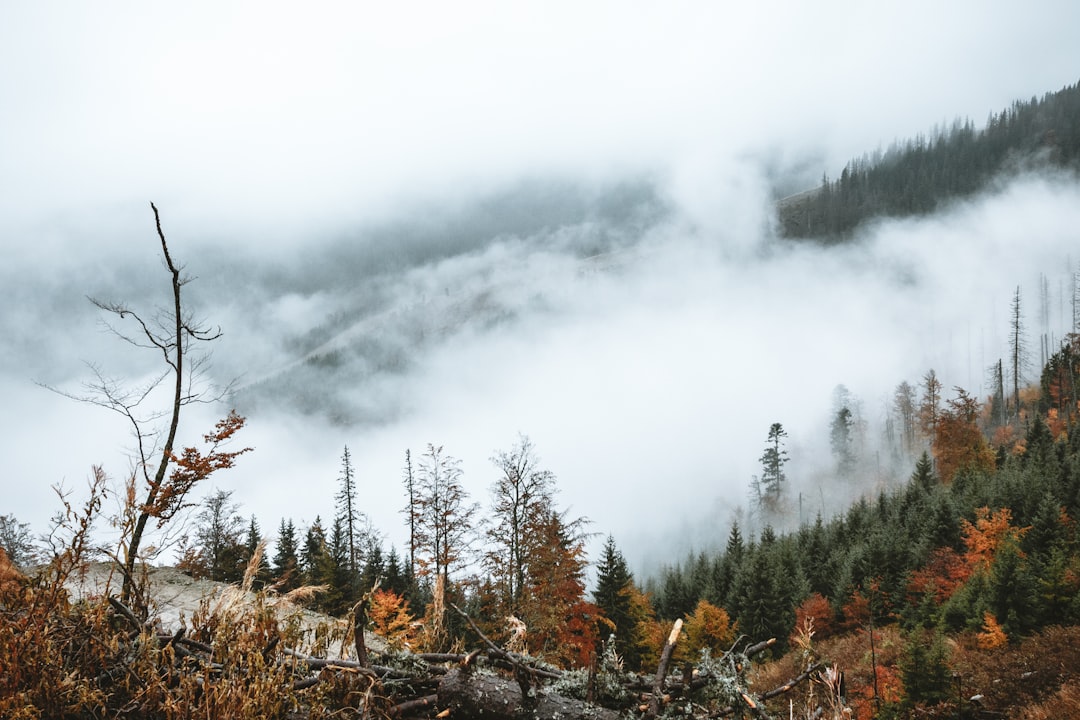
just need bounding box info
[437,667,622,720]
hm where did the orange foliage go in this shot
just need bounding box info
[0,547,25,597]
[992,424,1017,450]
[838,582,889,634]
[520,512,600,668]
[1046,408,1068,440]
[641,616,671,671]
[907,547,972,605]
[791,592,835,643]
[368,589,417,651]
[158,410,252,524]
[977,611,1008,650]
[933,389,995,482]
[682,599,736,660]
[960,507,1028,572]
[557,600,605,668]
[840,588,871,632]
[851,662,903,720]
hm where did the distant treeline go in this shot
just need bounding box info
[778,79,1080,239]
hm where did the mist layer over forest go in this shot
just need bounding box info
[4,163,1079,574]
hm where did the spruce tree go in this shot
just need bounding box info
[273,518,300,590]
[324,515,355,615]
[911,451,937,491]
[302,516,330,586]
[710,522,745,608]
[335,445,364,574]
[360,536,385,594]
[593,535,646,669]
[830,406,855,475]
[759,423,789,501]
[243,515,271,589]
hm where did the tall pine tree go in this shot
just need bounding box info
[593,535,648,670]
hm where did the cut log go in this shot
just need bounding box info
[438,668,621,720]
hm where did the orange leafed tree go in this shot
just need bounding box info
[933,387,995,483]
[906,547,972,606]
[519,509,600,668]
[791,592,836,644]
[682,599,736,662]
[840,579,892,636]
[960,507,1028,572]
[159,410,251,522]
[977,611,1008,649]
[368,589,417,651]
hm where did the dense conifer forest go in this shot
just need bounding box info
[778,79,1080,239]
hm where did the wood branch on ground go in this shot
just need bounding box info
[93,594,820,720]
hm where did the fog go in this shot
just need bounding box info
[2,2,1079,575]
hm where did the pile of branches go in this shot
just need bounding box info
[1,547,827,719]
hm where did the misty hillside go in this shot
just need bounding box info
[223,81,1080,428]
[226,179,668,425]
[778,79,1080,239]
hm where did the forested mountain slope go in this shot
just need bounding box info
[778,79,1080,239]
[642,335,1080,717]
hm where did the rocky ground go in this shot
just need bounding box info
[62,563,385,658]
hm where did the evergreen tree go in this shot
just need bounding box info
[302,516,330,586]
[899,631,952,707]
[830,406,855,475]
[911,451,937,492]
[988,535,1037,637]
[657,563,695,620]
[242,515,271,589]
[383,546,414,601]
[273,518,300,590]
[335,445,365,574]
[708,521,744,608]
[759,423,789,502]
[593,535,648,669]
[324,515,356,615]
[731,534,790,654]
[360,536,385,594]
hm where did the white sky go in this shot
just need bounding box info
[2,2,1080,573]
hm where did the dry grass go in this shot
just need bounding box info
[749,623,1080,719]
[0,525,383,719]
[1016,678,1080,719]
[949,625,1080,716]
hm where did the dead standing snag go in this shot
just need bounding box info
[43,203,249,609]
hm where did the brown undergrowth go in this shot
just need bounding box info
[749,623,1080,719]
[0,475,378,719]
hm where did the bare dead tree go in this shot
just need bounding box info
[1010,286,1030,425]
[42,203,247,609]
